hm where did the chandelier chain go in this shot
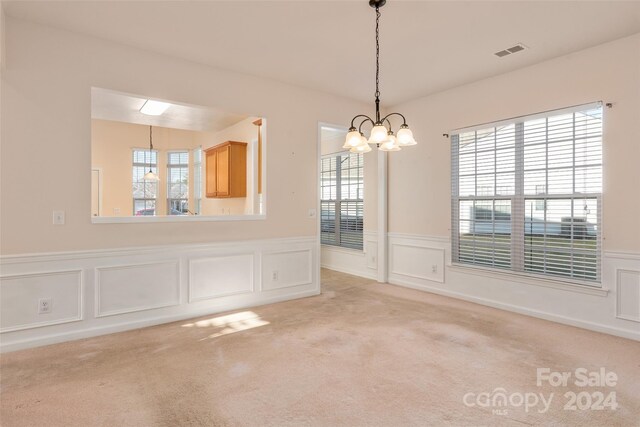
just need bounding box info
[375,6,380,100]
[344,0,416,153]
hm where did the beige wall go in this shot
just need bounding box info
[91,119,201,216]
[0,17,370,254]
[0,4,5,71]
[387,33,640,252]
[6,15,636,256]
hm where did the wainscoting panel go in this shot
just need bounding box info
[390,243,445,283]
[189,254,254,302]
[0,270,82,332]
[616,269,640,322]
[262,249,312,290]
[320,231,377,279]
[366,240,378,271]
[0,236,318,352]
[95,261,180,317]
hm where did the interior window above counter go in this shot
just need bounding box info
[90,87,266,222]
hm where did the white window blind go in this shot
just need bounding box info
[167,151,189,215]
[321,152,364,250]
[451,102,603,284]
[132,149,158,215]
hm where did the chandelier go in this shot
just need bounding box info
[344,0,417,153]
[143,125,159,181]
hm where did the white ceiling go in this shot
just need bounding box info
[91,88,247,132]
[5,1,640,106]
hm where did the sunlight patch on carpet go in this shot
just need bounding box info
[182,311,270,340]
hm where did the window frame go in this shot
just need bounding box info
[166,150,189,215]
[132,148,158,216]
[451,102,603,286]
[192,147,203,215]
[320,151,364,251]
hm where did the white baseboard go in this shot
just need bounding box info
[0,236,319,352]
[387,233,640,342]
[1,288,319,353]
[388,275,639,341]
[320,263,377,280]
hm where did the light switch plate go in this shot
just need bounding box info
[53,211,65,225]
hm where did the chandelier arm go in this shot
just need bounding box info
[358,117,375,133]
[381,112,408,126]
[349,114,375,130]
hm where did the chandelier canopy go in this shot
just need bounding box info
[344,0,417,153]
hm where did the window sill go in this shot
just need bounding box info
[320,244,365,256]
[92,214,266,224]
[448,263,609,297]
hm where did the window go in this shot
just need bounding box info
[132,149,158,215]
[321,152,364,250]
[192,147,202,215]
[451,103,602,283]
[167,151,189,215]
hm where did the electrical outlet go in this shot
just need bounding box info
[432,265,438,273]
[272,271,279,281]
[52,211,65,225]
[38,298,52,314]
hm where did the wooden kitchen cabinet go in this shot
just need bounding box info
[205,141,247,198]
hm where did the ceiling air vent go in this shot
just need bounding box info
[494,43,527,58]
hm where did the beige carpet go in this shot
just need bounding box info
[1,269,639,426]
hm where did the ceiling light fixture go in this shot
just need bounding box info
[344,0,417,153]
[143,126,159,181]
[140,99,170,116]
